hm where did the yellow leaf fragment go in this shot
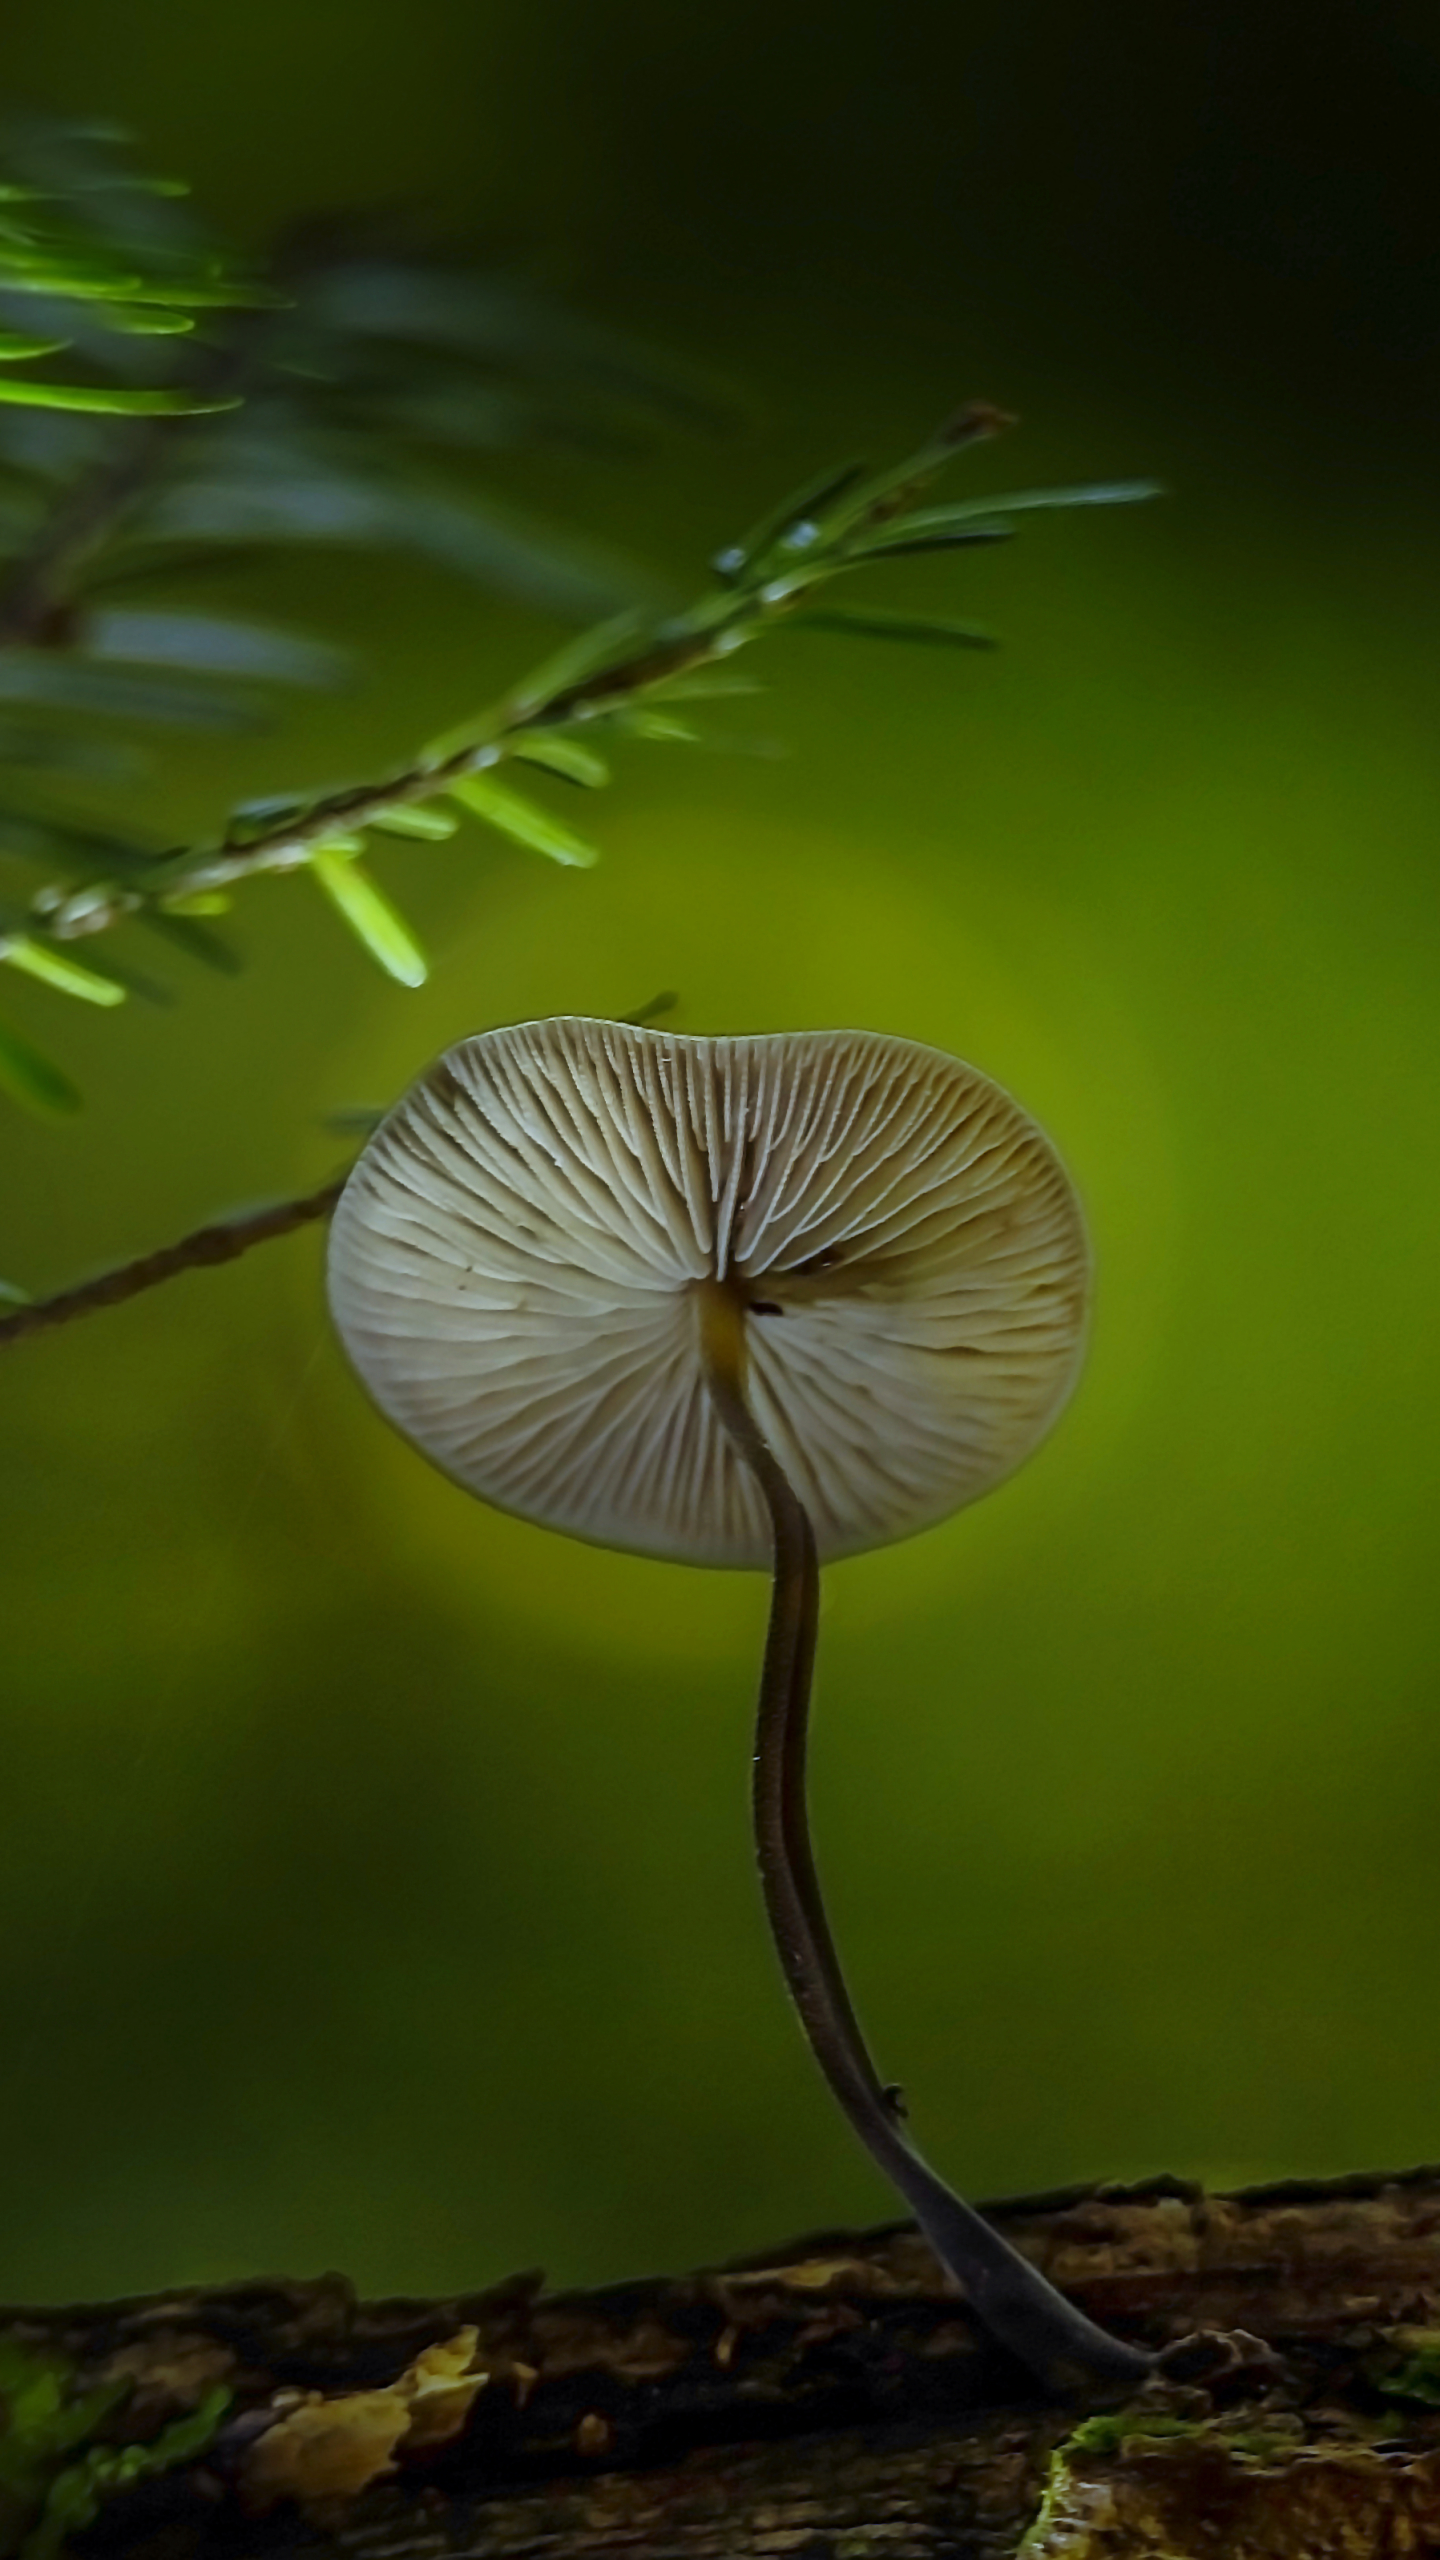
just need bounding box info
[398,2328,490,2450]
[244,2392,410,2513]
[728,2255,873,2292]
[243,2328,486,2517]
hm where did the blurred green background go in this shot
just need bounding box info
[3,0,1440,2306]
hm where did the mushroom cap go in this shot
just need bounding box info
[327,1017,1089,1568]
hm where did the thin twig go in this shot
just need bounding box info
[0,997,674,1343]
[0,1175,343,1349]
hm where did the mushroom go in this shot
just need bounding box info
[328,1016,1149,2389]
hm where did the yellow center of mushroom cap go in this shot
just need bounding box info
[692,1272,751,1397]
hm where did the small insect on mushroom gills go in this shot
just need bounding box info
[696,1277,1148,2392]
[326,1018,1152,2397]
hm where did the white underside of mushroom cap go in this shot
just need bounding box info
[328,1018,1089,1568]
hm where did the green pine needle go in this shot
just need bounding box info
[0,381,242,415]
[621,707,701,742]
[310,847,429,986]
[0,331,72,362]
[368,803,461,841]
[449,772,601,868]
[790,605,997,649]
[511,732,611,788]
[1,938,128,1005]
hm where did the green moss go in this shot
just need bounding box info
[0,2336,229,2560]
[1057,2407,1196,2459]
[1020,2408,1193,2551]
[1369,2327,1440,2407]
[1216,2426,1298,2460]
[1020,2404,1312,2553]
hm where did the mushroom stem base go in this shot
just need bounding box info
[696,1277,1152,2394]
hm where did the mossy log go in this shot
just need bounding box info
[7,2166,1440,2560]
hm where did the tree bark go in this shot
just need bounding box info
[6,2165,1440,2560]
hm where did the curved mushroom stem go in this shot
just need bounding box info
[696,1279,1152,2394]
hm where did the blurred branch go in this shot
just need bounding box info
[0,117,728,1103]
[0,1177,344,1348]
[2,2169,1439,2559]
[0,328,262,648]
[0,417,172,645]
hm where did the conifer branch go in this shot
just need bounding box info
[18,402,1160,955]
